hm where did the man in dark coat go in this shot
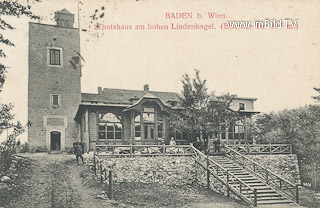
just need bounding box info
[74,142,84,165]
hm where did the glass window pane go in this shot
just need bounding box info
[107,123,114,131]
[107,132,114,139]
[115,132,122,139]
[157,124,163,131]
[99,123,105,131]
[135,124,141,132]
[52,95,59,106]
[99,132,106,139]
[55,50,60,65]
[150,125,154,139]
[135,132,141,138]
[100,113,120,122]
[135,115,140,122]
[144,125,148,139]
[115,123,122,131]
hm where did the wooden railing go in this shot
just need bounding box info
[225,146,299,204]
[95,144,194,157]
[191,145,258,207]
[94,144,298,207]
[227,144,292,154]
[93,153,114,199]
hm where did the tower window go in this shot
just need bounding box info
[51,94,60,107]
[48,47,63,67]
[239,103,245,110]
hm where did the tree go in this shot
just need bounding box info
[170,70,239,149]
[0,1,40,171]
[0,0,40,90]
[312,87,320,102]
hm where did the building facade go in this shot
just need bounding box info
[28,9,258,152]
[28,9,81,151]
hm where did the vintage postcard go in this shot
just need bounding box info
[0,0,319,207]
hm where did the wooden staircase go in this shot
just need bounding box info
[191,145,300,207]
[211,156,295,206]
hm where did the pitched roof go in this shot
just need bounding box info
[81,88,181,106]
[57,8,72,14]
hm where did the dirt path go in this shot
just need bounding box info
[3,153,316,208]
[5,153,119,208]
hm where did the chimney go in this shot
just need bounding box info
[144,84,149,92]
[98,87,102,94]
[54,9,74,28]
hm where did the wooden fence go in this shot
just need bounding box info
[225,146,299,204]
[95,144,194,157]
[227,144,292,154]
[93,154,113,199]
[93,144,299,207]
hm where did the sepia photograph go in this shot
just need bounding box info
[0,0,320,207]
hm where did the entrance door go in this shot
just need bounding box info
[50,131,61,151]
[144,124,155,140]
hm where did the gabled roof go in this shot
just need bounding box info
[57,8,72,15]
[81,88,181,106]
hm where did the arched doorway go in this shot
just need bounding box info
[50,131,61,151]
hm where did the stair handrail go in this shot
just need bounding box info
[225,145,299,204]
[191,145,258,207]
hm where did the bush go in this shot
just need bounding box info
[19,142,30,153]
[0,136,18,172]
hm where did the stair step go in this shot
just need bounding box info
[256,193,282,198]
[233,185,271,190]
[247,183,269,187]
[257,196,288,201]
[243,189,277,194]
[257,199,292,205]
[231,172,251,176]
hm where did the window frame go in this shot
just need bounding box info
[98,112,122,141]
[50,94,61,107]
[47,47,63,67]
[239,103,245,111]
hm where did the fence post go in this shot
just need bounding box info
[279,179,282,189]
[296,184,299,204]
[242,155,245,168]
[266,171,269,184]
[93,153,96,176]
[163,144,166,156]
[226,171,230,197]
[254,189,257,207]
[100,162,103,184]
[207,156,210,189]
[130,144,132,157]
[109,170,113,199]
[269,143,271,155]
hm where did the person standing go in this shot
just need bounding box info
[74,142,84,165]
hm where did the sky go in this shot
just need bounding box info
[1,0,320,142]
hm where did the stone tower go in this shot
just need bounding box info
[28,9,81,152]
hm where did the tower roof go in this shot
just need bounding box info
[57,8,72,14]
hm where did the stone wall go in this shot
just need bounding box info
[246,154,301,184]
[101,156,196,186]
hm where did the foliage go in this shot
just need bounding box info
[312,87,320,102]
[0,0,40,89]
[170,70,239,145]
[19,142,30,153]
[0,0,39,172]
[252,105,320,165]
